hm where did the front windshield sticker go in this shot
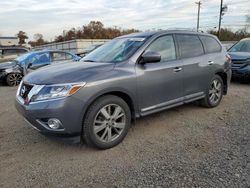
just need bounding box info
[128,38,145,42]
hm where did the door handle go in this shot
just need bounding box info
[208,61,214,65]
[173,67,182,72]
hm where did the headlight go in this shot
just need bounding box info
[30,82,85,102]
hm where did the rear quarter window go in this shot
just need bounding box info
[199,35,222,53]
[176,34,204,58]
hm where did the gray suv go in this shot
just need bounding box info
[16,30,232,149]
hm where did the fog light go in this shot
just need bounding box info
[47,118,62,129]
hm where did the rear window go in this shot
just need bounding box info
[176,34,204,58]
[200,35,221,53]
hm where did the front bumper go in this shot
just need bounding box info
[0,71,7,79]
[232,64,250,77]
[15,95,85,143]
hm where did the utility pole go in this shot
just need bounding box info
[218,0,223,38]
[195,1,201,32]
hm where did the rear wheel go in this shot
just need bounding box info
[201,75,224,108]
[6,73,22,86]
[83,95,131,149]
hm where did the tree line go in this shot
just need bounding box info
[15,21,250,47]
[208,27,250,41]
[17,21,139,47]
[54,21,139,42]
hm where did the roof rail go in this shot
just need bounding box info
[166,28,197,32]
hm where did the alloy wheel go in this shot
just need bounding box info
[7,74,22,86]
[93,104,126,143]
[209,79,222,105]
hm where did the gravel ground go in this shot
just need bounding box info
[0,81,249,187]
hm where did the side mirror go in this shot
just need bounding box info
[141,51,161,63]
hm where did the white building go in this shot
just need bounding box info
[34,39,110,54]
[0,37,19,46]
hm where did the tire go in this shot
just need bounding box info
[200,75,224,108]
[6,73,23,86]
[82,95,131,149]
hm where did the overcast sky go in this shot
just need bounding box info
[0,0,249,41]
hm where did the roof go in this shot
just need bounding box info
[118,31,158,38]
[29,49,76,55]
[118,29,209,39]
[240,38,250,41]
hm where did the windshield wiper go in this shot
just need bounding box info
[83,59,96,62]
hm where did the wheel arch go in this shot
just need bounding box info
[80,89,137,142]
[215,71,228,94]
[82,89,137,124]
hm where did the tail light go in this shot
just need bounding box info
[226,54,232,64]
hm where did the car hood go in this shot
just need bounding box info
[0,61,17,70]
[228,52,250,60]
[23,61,115,85]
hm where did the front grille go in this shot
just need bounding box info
[231,59,250,70]
[19,82,33,100]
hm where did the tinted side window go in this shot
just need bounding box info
[3,49,18,55]
[145,35,176,62]
[200,36,221,53]
[176,34,204,58]
[2,49,27,55]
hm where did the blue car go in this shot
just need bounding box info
[228,38,250,79]
[0,50,81,86]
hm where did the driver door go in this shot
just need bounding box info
[136,35,184,115]
[26,52,51,74]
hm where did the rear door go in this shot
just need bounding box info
[50,52,75,64]
[199,35,224,80]
[175,34,209,98]
[136,34,184,114]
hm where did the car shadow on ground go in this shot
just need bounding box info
[20,101,200,151]
[231,77,250,84]
[5,78,248,151]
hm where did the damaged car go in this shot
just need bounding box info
[0,50,81,86]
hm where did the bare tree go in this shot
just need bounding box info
[28,33,46,47]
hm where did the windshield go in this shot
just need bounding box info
[15,52,32,63]
[228,40,250,52]
[82,37,147,63]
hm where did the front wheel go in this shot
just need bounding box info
[201,75,224,108]
[82,95,131,149]
[6,73,23,86]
